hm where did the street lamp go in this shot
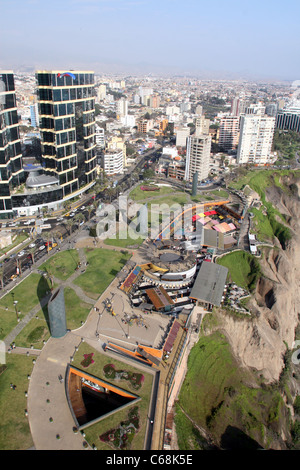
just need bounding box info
[11,292,19,322]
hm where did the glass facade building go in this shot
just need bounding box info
[36,71,97,199]
[0,71,25,218]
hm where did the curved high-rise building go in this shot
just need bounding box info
[36,70,97,200]
[0,71,25,219]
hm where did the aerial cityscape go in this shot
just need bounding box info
[0,0,300,456]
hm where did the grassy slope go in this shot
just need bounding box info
[176,331,286,449]
[217,251,261,291]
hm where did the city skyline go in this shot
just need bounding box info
[1,0,300,80]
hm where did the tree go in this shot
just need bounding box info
[66,219,75,235]
[0,266,4,289]
[74,213,84,229]
[43,232,53,254]
[29,246,36,265]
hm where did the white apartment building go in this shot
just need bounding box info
[97,84,106,101]
[237,113,275,165]
[176,127,190,147]
[120,114,136,128]
[95,125,105,149]
[218,116,240,151]
[103,149,124,175]
[185,134,211,183]
[116,98,128,118]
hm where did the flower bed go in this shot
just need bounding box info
[80,353,94,368]
[103,364,144,390]
[99,406,140,449]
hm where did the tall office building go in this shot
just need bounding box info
[0,71,25,218]
[276,106,300,133]
[237,112,275,165]
[36,70,97,199]
[185,134,211,183]
[218,116,240,151]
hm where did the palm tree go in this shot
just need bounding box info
[43,231,53,254]
[66,219,75,236]
[87,205,94,222]
[44,266,54,290]
[29,246,36,265]
[74,213,84,229]
[53,229,63,243]
[0,266,4,289]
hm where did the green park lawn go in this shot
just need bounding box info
[0,273,53,341]
[40,249,80,280]
[14,314,50,349]
[72,343,153,450]
[74,248,131,300]
[129,184,175,202]
[0,355,36,450]
[104,230,144,248]
[14,287,92,348]
[64,287,92,330]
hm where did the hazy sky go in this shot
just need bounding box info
[1,0,299,80]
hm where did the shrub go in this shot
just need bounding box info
[80,353,94,368]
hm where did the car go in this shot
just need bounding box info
[39,245,46,251]
[18,251,25,257]
[69,213,75,217]
[56,217,64,222]
[80,206,86,210]
[23,220,31,225]
[28,243,36,248]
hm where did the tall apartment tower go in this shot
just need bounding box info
[36,70,97,199]
[116,98,128,118]
[237,111,275,165]
[185,134,211,183]
[231,97,247,116]
[218,116,240,152]
[0,71,25,218]
[195,116,210,136]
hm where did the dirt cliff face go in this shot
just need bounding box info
[216,175,300,383]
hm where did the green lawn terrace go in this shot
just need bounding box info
[71,343,154,450]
